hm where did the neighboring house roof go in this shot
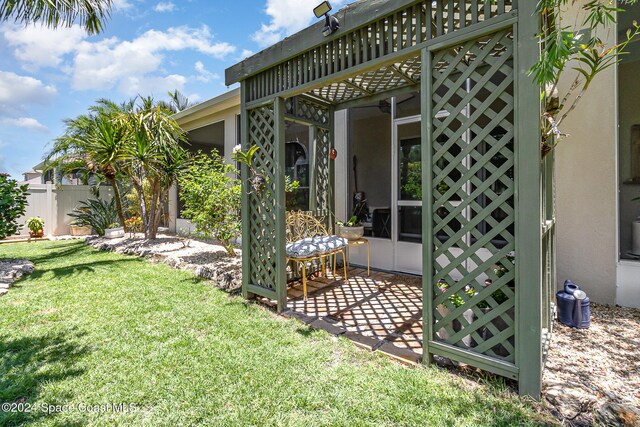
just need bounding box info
[31,161,46,173]
[172,88,240,131]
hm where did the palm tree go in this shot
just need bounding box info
[0,0,112,34]
[160,90,198,113]
[46,98,132,227]
[119,97,187,239]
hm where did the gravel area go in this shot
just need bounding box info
[543,303,640,426]
[85,234,242,292]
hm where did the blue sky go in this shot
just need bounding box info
[0,0,347,179]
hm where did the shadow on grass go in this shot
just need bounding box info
[23,258,142,282]
[0,241,88,266]
[0,329,91,425]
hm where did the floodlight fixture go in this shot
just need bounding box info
[314,1,339,37]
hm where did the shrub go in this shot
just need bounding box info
[0,174,29,239]
[124,216,142,237]
[69,198,119,236]
[178,151,241,256]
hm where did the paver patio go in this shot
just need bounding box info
[259,267,424,365]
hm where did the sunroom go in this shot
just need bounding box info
[225,0,553,398]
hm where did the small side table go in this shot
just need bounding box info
[346,237,370,276]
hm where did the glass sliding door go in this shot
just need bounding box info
[394,118,423,274]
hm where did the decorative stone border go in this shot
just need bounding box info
[84,235,242,292]
[0,260,34,296]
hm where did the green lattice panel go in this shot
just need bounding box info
[315,128,331,212]
[247,105,279,291]
[430,29,516,362]
[285,97,330,127]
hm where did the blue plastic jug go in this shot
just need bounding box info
[556,280,590,328]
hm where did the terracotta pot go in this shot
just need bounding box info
[29,230,44,238]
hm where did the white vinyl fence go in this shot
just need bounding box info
[17,184,113,236]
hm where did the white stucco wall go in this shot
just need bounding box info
[555,1,618,304]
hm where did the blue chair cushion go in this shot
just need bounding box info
[286,235,348,259]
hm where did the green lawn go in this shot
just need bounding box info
[0,241,550,426]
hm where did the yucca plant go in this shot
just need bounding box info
[68,198,119,236]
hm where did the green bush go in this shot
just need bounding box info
[69,198,119,236]
[0,174,29,239]
[178,151,241,256]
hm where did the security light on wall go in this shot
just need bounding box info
[314,1,340,37]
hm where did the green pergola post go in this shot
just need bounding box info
[240,94,288,313]
[240,82,252,301]
[274,97,288,312]
[515,1,543,399]
[421,46,435,365]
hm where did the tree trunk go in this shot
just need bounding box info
[147,177,161,239]
[108,177,127,230]
[152,187,167,236]
[132,175,148,239]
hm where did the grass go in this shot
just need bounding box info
[0,240,551,426]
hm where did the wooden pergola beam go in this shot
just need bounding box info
[226,0,422,85]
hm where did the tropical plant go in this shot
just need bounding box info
[436,279,475,309]
[68,198,119,236]
[532,0,640,154]
[118,97,188,239]
[336,215,362,227]
[124,216,142,237]
[0,0,113,34]
[232,144,264,193]
[0,173,29,239]
[161,90,198,113]
[26,216,44,235]
[178,151,241,256]
[46,99,133,228]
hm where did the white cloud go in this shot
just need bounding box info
[119,74,187,97]
[251,0,346,47]
[239,49,254,60]
[154,2,176,12]
[71,26,235,93]
[3,24,236,96]
[194,61,219,82]
[2,24,87,69]
[112,0,134,11]
[1,117,49,133]
[0,71,57,111]
[0,72,54,136]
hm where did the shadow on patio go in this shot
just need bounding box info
[260,267,423,365]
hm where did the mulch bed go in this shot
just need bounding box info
[543,303,640,426]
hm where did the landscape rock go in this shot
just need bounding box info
[0,259,34,297]
[595,402,640,427]
[85,234,242,293]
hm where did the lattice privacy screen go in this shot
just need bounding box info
[247,104,280,293]
[314,128,331,213]
[430,29,516,362]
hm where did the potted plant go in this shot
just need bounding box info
[26,217,45,238]
[69,220,92,236]
[104,222,125,239]
[436,279,477,348]
[336,216,364,240]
